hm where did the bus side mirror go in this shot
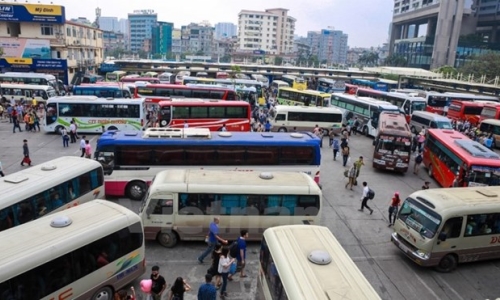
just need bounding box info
[438,232,447,242]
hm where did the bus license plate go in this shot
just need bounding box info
[398,242,409,253]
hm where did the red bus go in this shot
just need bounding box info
[424,92,499,115]
[120,77,160,84]
[158,99,251,131]
[216,71,229,79]
[446,100,486,126]
[479,103,500,123]
[133,83,237,100]
[423,129,500,187]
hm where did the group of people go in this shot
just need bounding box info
[4,103,43,134]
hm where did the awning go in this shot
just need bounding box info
[364,67,443,78]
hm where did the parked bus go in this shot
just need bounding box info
[134,83,237,100]
[259,225,381,300]
[277,87,331,107]
[330,93,400,137]
[157,100,251,131]
[44,96,146,133]
[423,129,500,187]
[158,72,175,84]
[479,103,500,123]
[175,71,191,84]
[373,112,412,172]
[317,78,345,93]
[105,70,127,82]
[410,111,453,134]
[95,129,322,200]
[0,84,57,104]
[270,105,343,134]
[216,71,229,79]
[280,75,307,90]
[0,199,145,300]
[139,169,322,247]
[351,78,389,91]
[391,186,500,272]
[251,74,269,87]
[425,92,499,115]
[447,100,487,126]
[270,80,289,91]
[0,72,58,91]
[143,71,158,78]
[479,119,500,148]
[120,77,160,84]
[73,85,132,98]
[0,156,104,232]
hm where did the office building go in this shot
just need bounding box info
[98,16,118,32]
[128,10,157,53]
[152,22,174,55]
[306,31,321,57]
[215,22,237,39]
[180,23,215,56]
[237,8,296,55]
[317,28,348,65]
[171,28,182,55]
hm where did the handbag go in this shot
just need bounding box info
[343,169,348,177]
[229,262,237,275]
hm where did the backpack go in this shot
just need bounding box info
[367,188,375,200]
[416,154,423,164]
[229,240,239,258]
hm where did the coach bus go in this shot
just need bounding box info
[0,200,145,300]
[0,156,103,232]
[270,105,343,134]
[158,72,174,84]
[391,186,500,272]
[95,128,322,200]
[317,78,345,93]
[44,96,147,133]
[0,72,58,91]
[73,85,132,98]
[447,100,488,126]
[373,112,412,173]
[105,70,127,82]
[134,83,237,100]
[479,119,500,149]
[258,225,381,300]
[479,103,500,123]
[330,93,400,137]
[157,99,251,131]
[281,75,307,90]
[277,87,331,107]
[139,170,322,248]
[423,129,500,187]
[425,92,499,115]
[0,84,57,104]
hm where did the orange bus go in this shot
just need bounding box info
[372,112,412,172]
[133,83,237,101]
[423,129,500,187]
[158,99,251,131]
[446,100,486,126]
[479,103,500,123]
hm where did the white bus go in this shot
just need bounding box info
[0,156,104,232]
[0,72,58,90]
[270,105,343,134]
[251,74,269,87]
[0,199,145,300]
[258,225,381,300]
[0,83,57,104]
[139,169,322,248]
[331,93,400,137]
[158,72,174,84]
[391,186,500,272]
[44,96,147,133]
[270,80,289,91]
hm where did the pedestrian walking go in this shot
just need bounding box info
[32,113,40,132]
[353,117,360,135]
[388,192,401,227]
[329,129,334,147]
[422,181,430,190]
[61,128,69,147]
[341,143,350,167]
[84,140,92,159]
[236,229,248,278]
[149,266,166,300]
[168,277,191,300]
[69,121,77,143]
[353,156,365,179]
[20,139,31,166]
[414,151,423,175]
[79,136,86,157]
[358,182,374,215]
[218,247,235,298]
[345,165,357,190]
[114,287,136,300]
[12,114,22,133]
[0,160,5,177]
[197,274,217,300]
[332,137,340,161]
[198,217,228,264]
[207,244,222,288]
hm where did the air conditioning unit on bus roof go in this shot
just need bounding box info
[143,127,212,139]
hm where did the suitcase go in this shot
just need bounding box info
[22,156,31,165]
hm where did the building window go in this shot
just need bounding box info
[41,24,54,36]
[66,27,71,36]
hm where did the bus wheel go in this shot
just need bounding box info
[108,126,118,131]
[55,125,64,134]
[91,286,113,300]
[158,231,178,248]
[126,181,147,201]
[278,127,287,132]
[363,126,369,136]
[428,165,433,178]
[435,254,458,272]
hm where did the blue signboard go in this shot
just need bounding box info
[0,3,65,23]
[0,58,69,84]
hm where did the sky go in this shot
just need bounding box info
[53,0,393,48]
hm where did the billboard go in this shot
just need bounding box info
[0,58,69,84]
[0,38,51,59]
[0,3,65,23]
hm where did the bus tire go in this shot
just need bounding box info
[126,181,147,201]
[158,231,178,248]
[435,254,458,273]
[91,286,113,300]
[428,165,433,178]
[108,126,118,131]
[278,127,287,132]
[55,125,64,134]
[363,126,369,136]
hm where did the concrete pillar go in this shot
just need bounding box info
[414,24,419,38]
[431,0,464,69]
[389,23,402,57]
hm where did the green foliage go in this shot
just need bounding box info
[433,65,458,75]
[230,65,241,79]
[274,56,283,66]
[136,50,148,59]
[381,74,399,81]
[358,52,379,67]
[152,53,162,59]
[458,52,500,79]
[383,54,408,67]
[0,47,3,56]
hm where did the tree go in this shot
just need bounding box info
[458,52,500,79]
[358,51,379,67]
[0,47,3,57]
[383,54,408,67]
[230,65,241,79]
[152,53,162,59]
[137,50,148,59]
[274,56,283,66]
[307,55,319,68]
[433,65,458,76]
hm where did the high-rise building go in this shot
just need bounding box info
[98,16,118,31]
[317,28,348,65]
[237,8,296,55]
[215,22,237,39]
[180,23,215,55]
[306,31,320,56]
[172,28,182,55]
[152,22,173,55]
[128,9,157,53]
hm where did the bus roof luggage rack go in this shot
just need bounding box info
[143,127,212,139]
[454,139,500,159]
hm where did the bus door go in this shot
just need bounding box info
[143,195,175,243]
[159,105,172,127]
[433,217,464,261]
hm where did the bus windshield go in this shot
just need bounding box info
[374,135,411,157]
[398,197,442,239]
[436,121,453,129]
[428,96,448,107]
[412,101,427,112]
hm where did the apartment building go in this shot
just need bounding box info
[317,29,348,65]
[237,8,296,55]
[215,22,237,39]
[180,23,215,56]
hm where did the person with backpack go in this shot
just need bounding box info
[167,277,191,300]
[414,150,423,175]
[358,181,374,215]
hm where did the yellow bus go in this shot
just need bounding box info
[258,225,381,300]
[281,75,307,90]
[105,70,127,82]
[276,87,331,107]
[391,186,500,272]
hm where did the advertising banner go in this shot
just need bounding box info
[0,58,69,84]
[0,38,51,59]
[0,3,65,23]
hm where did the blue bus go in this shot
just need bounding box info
[351,79,391,92]
[317,78,346,93]
[95,128,322,200]
[73,85,132,98]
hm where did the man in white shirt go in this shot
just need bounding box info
[79,136,86,157]
[69,121,77,143]
[358,181,373,215]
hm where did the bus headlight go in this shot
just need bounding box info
[374,159,385,165]
[415,250,429,259]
